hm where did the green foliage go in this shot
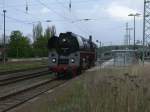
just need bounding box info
[33,22,43,41]
[44,25,56,38]
[33,35,49,57]
[32,25,56,57]
[8,31,32,58]
[7,24,57,58]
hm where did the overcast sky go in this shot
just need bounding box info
[0,0,144,45]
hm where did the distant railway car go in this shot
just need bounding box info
[48,32,97,77]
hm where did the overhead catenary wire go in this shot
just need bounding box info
[36,0,73,21]
[37,0,91,35]
[5,15,33,25]
[0,0,34,33]
[0,0,99,37]
[0,13,36,33]
[36,0,91,36]
[12,7,42,22]
[0,0,97,8]
[0,0,75,26]
[9,7,73,24]
[0,27,13,32]
[55,0,93,35]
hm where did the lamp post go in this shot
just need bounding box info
[128,13,141,49]
[3,10,6,64]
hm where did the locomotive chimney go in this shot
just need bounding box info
[89,35,92,42]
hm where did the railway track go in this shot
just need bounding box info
[0,77,66,112]
[0,68,49,86]
[0,69,67,112]
[0,66,48,75]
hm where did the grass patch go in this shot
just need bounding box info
[48,65,150,112]
[0,61,47,72]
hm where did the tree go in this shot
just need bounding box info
[44,25,56,39]
[32,22,43,41]
[33,35,49,57]
[44,27,51,39]
[33,25,57,57]
[51,25,56,36]
[8,31,32,58]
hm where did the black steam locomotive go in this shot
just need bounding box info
[48,32,97,77]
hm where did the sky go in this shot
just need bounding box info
[0,0,144,45]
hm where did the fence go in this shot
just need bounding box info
[97,50,138,68]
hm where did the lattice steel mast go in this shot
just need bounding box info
[143,0,150,64]
[143,0,150,46]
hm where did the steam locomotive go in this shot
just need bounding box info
[48,32,97,77]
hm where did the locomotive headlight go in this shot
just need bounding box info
[62,38,66,42]
[52,58,56,63]
[71,58,75,63]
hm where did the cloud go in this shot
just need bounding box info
[41,7,50,14]
[106,3,139,20]
[75,4,106,20]
[113,0,143,9]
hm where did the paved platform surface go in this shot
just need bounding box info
[88,59,114,72]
